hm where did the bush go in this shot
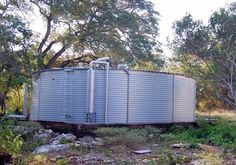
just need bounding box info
[0,118,23,158]
[169,119,236,149]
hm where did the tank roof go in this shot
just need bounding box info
[33,67,195,80]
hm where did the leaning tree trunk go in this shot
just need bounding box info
[0,93,7,115]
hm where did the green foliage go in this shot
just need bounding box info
[59,138,70,144]
[8,0,163,69]
[171,2,236,109]
[0,118,23,157]
[56,158,68,165]
[168,119,236,149]
[22,138,44,154]
[0,1,34,113]
[159,133,178,146]
[149,149,190,165]
[104,149,113,158]
[95,127,129,137]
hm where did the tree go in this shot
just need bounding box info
[11,0,163,69]
[171,3,236,109]
[0,1,33,113]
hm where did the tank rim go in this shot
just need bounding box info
[32,67,196,80]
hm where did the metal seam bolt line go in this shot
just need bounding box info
[124,69,130,124]
[172,75,175,123]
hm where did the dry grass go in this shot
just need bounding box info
[196,109,236,121]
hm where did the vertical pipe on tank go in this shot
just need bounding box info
[88,57,109,123]
[88,68,95,114]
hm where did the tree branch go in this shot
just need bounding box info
[45,46,66,69]
[38,15,52,54]
[40,40,57,57]
[59,55,91,68]
[30,0,53,54]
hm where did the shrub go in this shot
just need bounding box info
[0,118,23,158]
[168,119,236,150]
[22,138,44,153]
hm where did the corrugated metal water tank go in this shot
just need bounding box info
[30,68,196,124]
[129,71,173,123]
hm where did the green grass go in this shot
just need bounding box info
[162,119,236,150]
[95,118,236,153]
[95,126,161,149]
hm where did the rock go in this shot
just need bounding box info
[51,140,60,145]
[69,156,80,163]
[36,133,50,139]
[95,137,103,142]
[171,143,188,148]
[34,144,69,154]
[34,133,51,144]
[148,134,154,139]
[53,133,76,142]
[73,143,81,147]
[104,159,113,163]
[38,129,45,134]
[142,159,150,164]
[45,129,53,134]
[79,136,94,143]
[152,144,159,147]
[232,160,236,165]
[133,149,152,154]
[199,144,219,153]
[91,140,103,146]
[190,160,206,165]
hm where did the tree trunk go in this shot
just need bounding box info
[0,93,7,115]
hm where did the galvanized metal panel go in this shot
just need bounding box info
[129,71,173,123]
[38,71,64,122]
[61,70,75,123]
[173,75,196,122]
[74,70,87,123]
[30,68,196,124]
[30,78,40,120]
[107,70,128,123]
[93,70,106,123]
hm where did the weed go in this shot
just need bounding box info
[56,158,68,165]
[95,127,161,149]
[196,152,223,165]
[159,133,177,145]
[17,121,43,130]
[104,149,113,158]
[59,138,70,144]
[101,129,146,149]
[79,146,89,157]
[143,126,161,141]
[32,154,51,165]
[188,143,200,149]
[95,127,129,137]
[22,138,44,153]
[168,119,236,150]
